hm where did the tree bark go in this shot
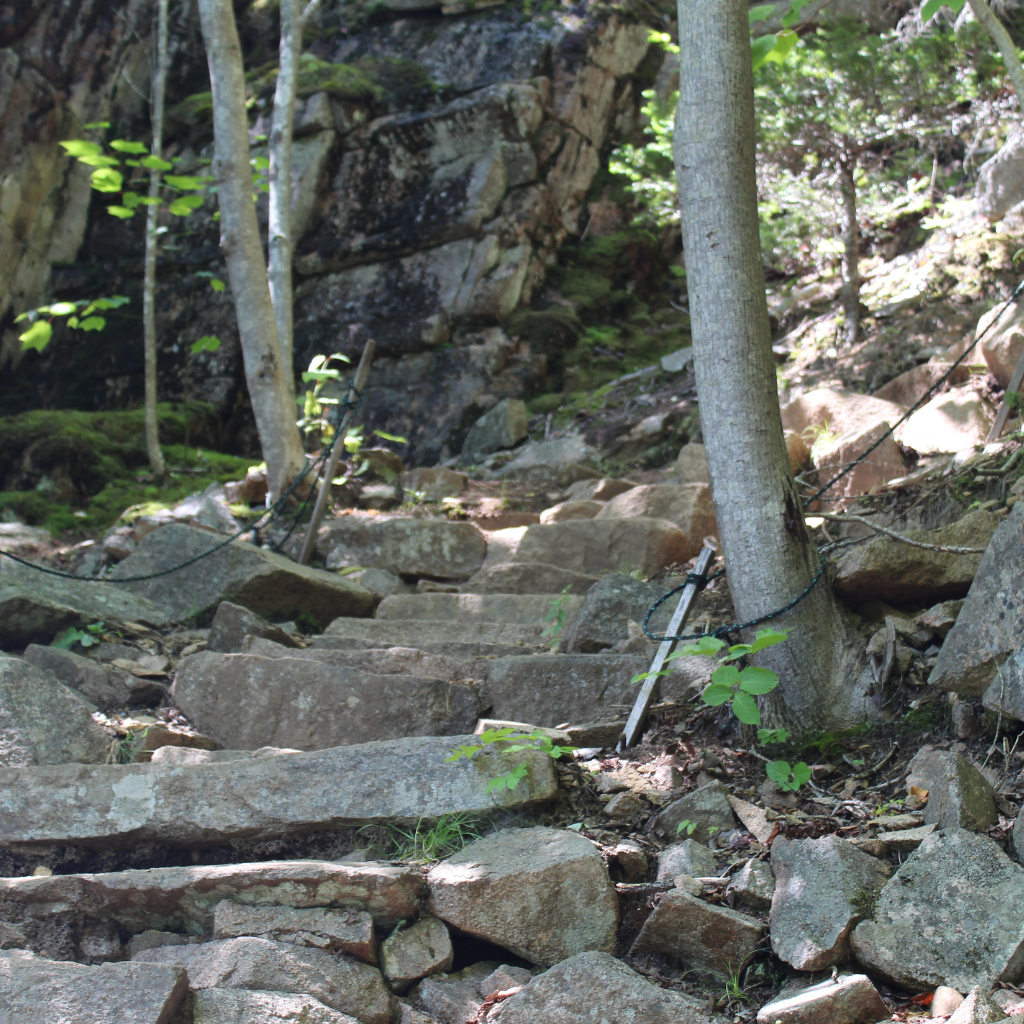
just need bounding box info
[674,0,867,730]
[268,0,300,386]
[143,0,169,481]
[966,0,1024,104]
[196,0,307,502]
[837,150,860,347]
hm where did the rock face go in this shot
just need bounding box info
[831,509,998,605]
[489,951,714,1024]
[0,657,110,767]
[904,746,997,832]
[172,651,481,750]
[631,890,766,973]
[207,601,301,653]
[109,525,373,627]
[770,835,892,971]
[514,518,691,577]
[319,518,487,579]
[134,936,394,1024]
[850,829,1024,991]
[929,502,1024,696]
[595,484,716,554]
[0,735,557,851]
[0,555,171,647]
[22,643,162,710]
[0,955,188,1024]
[895,389,995,454]
[755,974,888,1024]
[193,988,360,1024]
[427,827,618,967]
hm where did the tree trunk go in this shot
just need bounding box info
[196,0,307,502]
[268,0,300,387]
[143,0,169,481]
[674,0,867,730]
[967,0,1024,103]
[837,151,860,347]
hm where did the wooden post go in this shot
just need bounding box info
[618,545,717,751]
[297,340,375,566]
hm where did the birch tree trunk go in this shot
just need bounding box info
[675,0,868,730]
[837,151,860,346]
[143,0,169,481]
[196,0,307,502]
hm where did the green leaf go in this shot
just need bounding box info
[702,681,735,706]
[710,664,740,689]
[122,192,141,209]
[82,121,111,130]
[302,369,343,382]
[737,665,780,695]
[141,155,174,171]
[164,174,210,190]
[90,296,130,309]
[90,167,123,193]
[106,206,135,219]
[251,156,270,170]
[484,777,507,793]
[757,727,791,744]
[765,28,799,64]
[59,139,102,158]
[780,0,810,28]
[766,760,792,786]
[679,635,726,657]
[110,139,148,154]
[749,3,776,22]
[791,762,812,788]
[750,628,790,654]
[374,430,408,443]
[921,0,965,20]
[67,316,79,328]
[79,316,105,331]
[19,320,52,351]
[46,302,78,316]
[721,644,752,663]
[731,690,762,725]
[210,278,225,292]
[190,335,222,354]
[169,194,203,216]
[751,34,778,71]
[76,154,121,167]
[137,196,161,206]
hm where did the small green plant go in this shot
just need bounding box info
[446,727,575,794]
[757,727,791,744]
[765,759,812,792]
[676,818,697,836]
[52,622,106,651]
[15,296,130,352]
[541,585,573,648]
[383,813,481,862]
[849,884,880,920]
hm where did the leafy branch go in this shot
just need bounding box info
[446,727,575,794]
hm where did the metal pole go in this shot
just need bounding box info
[985,344,1024,443]
[618,545,716,751]
[297,340,375,566]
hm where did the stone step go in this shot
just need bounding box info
[0,735,556,853]
[322,617,548,648]
[312,635,540,659]
[0,860,421,961]
[375,592,584,624]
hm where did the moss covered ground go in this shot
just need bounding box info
[0,404,254,536]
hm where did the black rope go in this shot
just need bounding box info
[1,385,363,584]
[642,276,1024,643]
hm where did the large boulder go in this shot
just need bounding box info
[539,499,603,524]
[895,389,995,454]
[134,936,394,1024]
[558,572,667,653]
[831,509,998,605]
[427,827,618,967]
[781,388,907,440]
[459,562,598,595]
[380,915,453,992]
[874,362,970,407]
[0,555,170,648]
[318,518,487,579]
[850,829,1024,991]
[514,518,691,577]
[0,954,187,1024]
[905,746,997,832]
[0,657,110,767]
[462,398,528,456]
[22,643,162,711]
[811,421,905,508]
[595,484,716,553]
[654,781,737,843]
[975,131,1024,223]
[770,835,892,971]
[193,988,359,1024]
[492,436,601,487]
[930,502,1024,696]
[974,297,1024,389]
[0,735,557,851]
[108,525,373,627]
[488,951,715,1024]
[755,974,888,1024]
[172,651,480,750]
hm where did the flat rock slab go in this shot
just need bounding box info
[489,950,717,1024]
[931,500,1024,696]
[321,617,545,648]
[0,555,170,648]
[0,735,556,850]
[631,889,766,973]
[0,656,110,767]
[109,524,373,627]
[755,974,888,1024]
[905,746,997,832]
[850,828,1024,991]
[375,592,584,624]
[427,827,618,967]
[134,936,393,1024]
[459,562,599,595]
[194,987,360,1024]
[172,651,481,750]
[0,860,422,949]
[0,954,187,1024]
[23,643,163,711]
[770,835,892,971]
[312,635,542,659]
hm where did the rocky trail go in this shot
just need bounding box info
[1,367,1024,1024]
